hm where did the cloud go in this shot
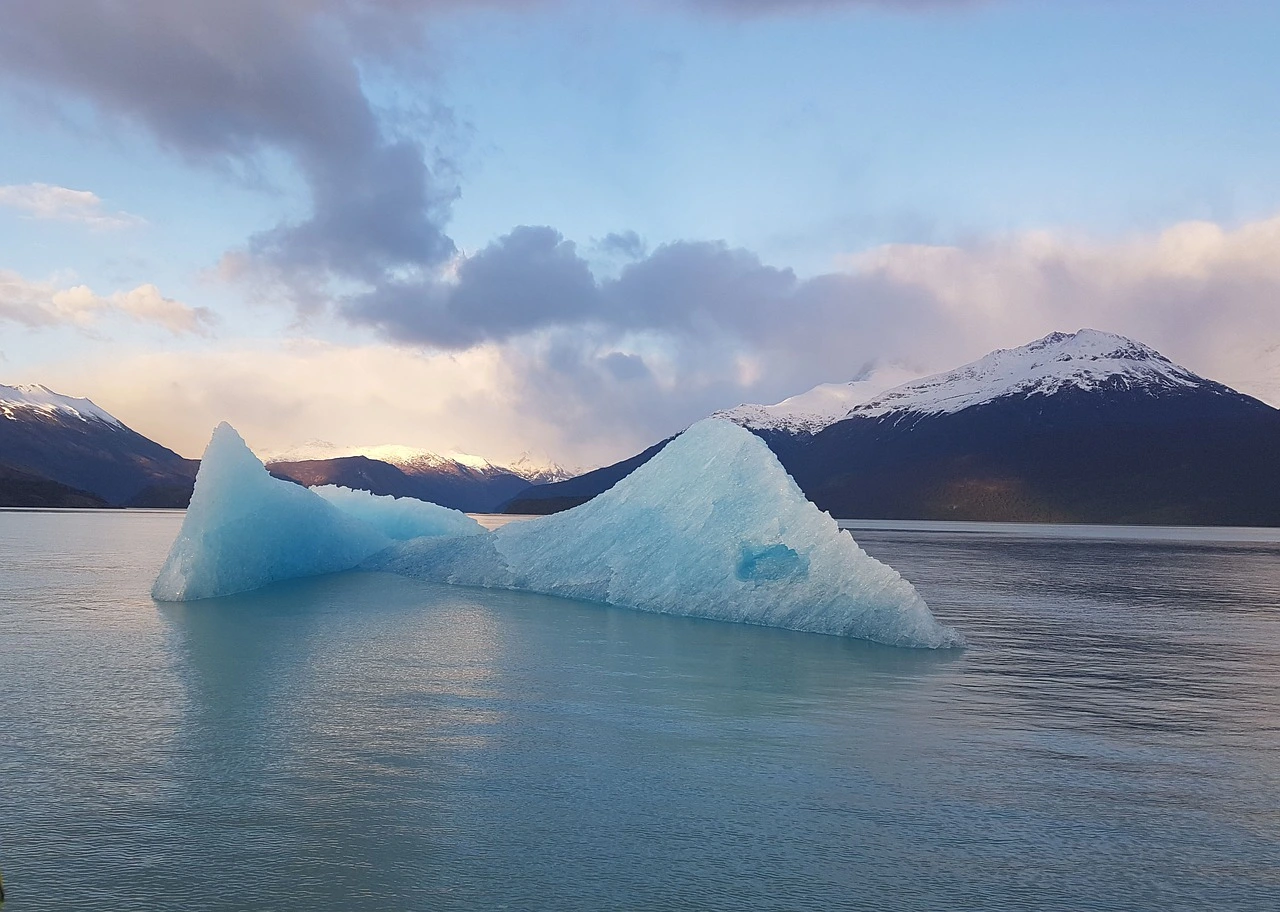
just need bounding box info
[677,0,983,13]
[1,0,1275,464]
[0,0,983,323]
[0,270,214,335]
[596,230,647,260]
[846,216,1280,403]
[340,213,1280,451]
[0,183,142,229]
[0,0,462,310]
[35,340,552,463]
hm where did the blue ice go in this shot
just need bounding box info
[153,419,962,648]
[151,424,478,601]
[370,420,963,648]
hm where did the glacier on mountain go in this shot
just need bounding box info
[152,419,959,648]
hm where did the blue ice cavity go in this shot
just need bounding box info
[736,542,808,582]
[369,419,963,648]
[151,423,477,601]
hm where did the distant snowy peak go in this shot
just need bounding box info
[0,383,121,426]
[850,329,1209,420]
[715,366,923,433]
[716,330,1217,435]
[504,452,581,485]
[264,440,579,483]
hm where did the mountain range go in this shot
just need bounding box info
[0,384,576,512]
[6,329,1280,524]
[506,329,1280,526]
[264,443,576,513]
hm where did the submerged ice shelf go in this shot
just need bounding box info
[153,420,962,648]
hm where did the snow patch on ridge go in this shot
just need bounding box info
[851,329,1207,419]
[0,383,121,425]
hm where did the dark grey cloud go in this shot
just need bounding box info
[0,0,465,303]
[340,222,935,363]
[344,226,598,347]
[596,230,648,260]
[0,0,980,324]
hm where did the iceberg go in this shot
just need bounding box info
[152,424,477,601]
[369,419,963,648]
[153,418,961,647]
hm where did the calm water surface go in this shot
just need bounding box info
[1,511,1278,911]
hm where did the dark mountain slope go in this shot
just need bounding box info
[268,455,534,513]
[0,385,196,506]
[0,463,113,508]
[781,384,1280,525]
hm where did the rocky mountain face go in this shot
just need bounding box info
[506,330,1280,525]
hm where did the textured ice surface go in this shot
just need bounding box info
[370,419,963,648]
[312,485,483,541]
[152,424,394,601]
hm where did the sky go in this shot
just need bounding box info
[1,0,1278,464]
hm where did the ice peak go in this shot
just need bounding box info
[851,329,1206,420]
[0,382,122,425]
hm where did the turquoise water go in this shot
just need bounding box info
[1,510,1278,910]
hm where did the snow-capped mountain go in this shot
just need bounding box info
[0,383,122,426]
[264,441,581,513]
[848,329,1209,420]
[0,383,196,506]
[715,330,1211,434]
[509,330,1280,525]
[263,441,578,485]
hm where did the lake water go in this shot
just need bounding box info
[1,510,1278,911]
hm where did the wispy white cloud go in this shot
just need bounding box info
[0,183,143,229]
[0,270,213,335]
